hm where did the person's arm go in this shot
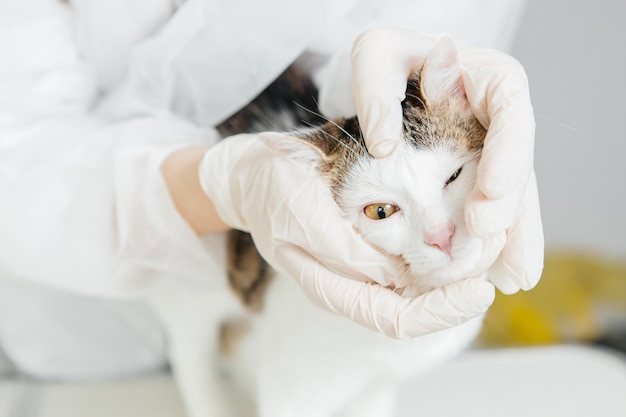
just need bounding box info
[160,146,230,235]
[0,1,224,296]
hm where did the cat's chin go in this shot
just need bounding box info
[403,241,489,296]
[403,270,462,297]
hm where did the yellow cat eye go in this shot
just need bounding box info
[363,204,399,220]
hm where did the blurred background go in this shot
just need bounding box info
[479,0,626,351]
[520,1,625,258]
[0,1,624,416]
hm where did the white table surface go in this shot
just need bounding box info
[1,344,624,417]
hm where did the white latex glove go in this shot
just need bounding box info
[199,134,495,339]
[351,28,544,294]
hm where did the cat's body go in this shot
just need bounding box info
[150,36,503,417]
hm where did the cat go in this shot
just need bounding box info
[150,35,504,417]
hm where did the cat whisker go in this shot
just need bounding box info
[534,114,584,134]
[296,120,360,159]
[405,92,426,108]
[299,119,363,160]
[291,99,327,126]
[292,100,329,123]
[293,101,369,156]
[327,118,369,156]
[319,129,362,159]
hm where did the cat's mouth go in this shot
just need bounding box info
[383,261,449,297]
[395,238,489,296]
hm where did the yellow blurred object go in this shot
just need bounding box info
[479,252,626,347]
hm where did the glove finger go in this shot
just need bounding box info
[351,29,434,157]
[478,102,535,199]
[465,171,528,238]
[273,176,404,286]
[394,277,495,339]
[461,51,535,199]
[278,244,495,339]
[488,171,544,293]
[231,138,404,286]
[355,98,404,157]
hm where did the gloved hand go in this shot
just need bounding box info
[199,133,495,339]
[351,28,544,294]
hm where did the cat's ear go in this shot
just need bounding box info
[260,132,327,167]
[419,35,467,109]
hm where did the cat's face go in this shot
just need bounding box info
[262,35,504,295]
[334,138,501,295]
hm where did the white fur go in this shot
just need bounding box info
[151,138,503,417]
[152,36,505,417]
[338,140,503,295]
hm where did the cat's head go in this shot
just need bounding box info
[262,36,503,295]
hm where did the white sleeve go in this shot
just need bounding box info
[96,0,361,128]
[0,1,221,296]
[0,0,528,295]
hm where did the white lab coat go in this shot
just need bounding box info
[0,0,526,380]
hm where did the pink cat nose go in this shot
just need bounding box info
[425,224,455,255]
